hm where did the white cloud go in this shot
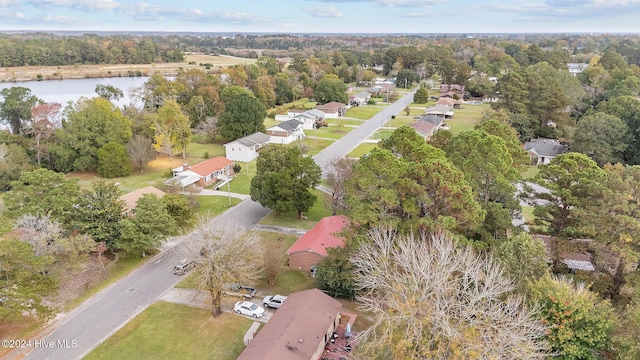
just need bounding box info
[309,0,444,6]
[303,6,343,17]
[26,0,121,11]
[0,0,22,6]
[484,0,640,20]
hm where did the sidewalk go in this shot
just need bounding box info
[252,224,307,236]
[189,189,251,200]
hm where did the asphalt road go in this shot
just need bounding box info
[313,89,417,177]
[24,200,270,360]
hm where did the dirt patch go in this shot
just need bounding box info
[0,54,256,83]
[43,256,111,311]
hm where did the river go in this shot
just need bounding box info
[0,76,152,108]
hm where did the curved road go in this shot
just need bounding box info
[20,89,415,360]
[314,89,417,176]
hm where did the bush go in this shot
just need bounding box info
[233,164,242,173]
[203,151,209,159]
[367,99,376,105]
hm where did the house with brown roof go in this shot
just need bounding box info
[409,120,438,140]
[436,97,462,109]
[316,102,347,118]
[237,289,343,360]
[119,186,166,216]
[287,215,348,271]
[164,156,234,188]
[523,138,569,165]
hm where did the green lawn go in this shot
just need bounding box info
[85,302,251,360]
[345,105,384,120]
[255,269,316,295]
[521,165,539,180]
[228,160,257,195]
[385,116,417,128]
[258,189,332,229]
[297,138,335,156]
[185,142,225,160]
[348,143,378,158]
[447,103,488,136]
[326,118,365,127]
[193,195,241,216]
[521,206,535,225]
[370,129,394,141]
[311,125,354,140]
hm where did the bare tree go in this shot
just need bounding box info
[324,156,356,215]
[14,214,63,256]
[349,228,549,359]
[28,102,61,165]
[263,238,287,286]
[127,134,155,172]
[190,217,262,317]
[193,116,219,143]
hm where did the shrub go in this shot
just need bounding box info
[233,164,242,173]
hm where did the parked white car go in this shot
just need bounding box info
[233,301,265,318]
[263,295,287,309]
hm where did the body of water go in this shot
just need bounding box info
[0,76,152,108]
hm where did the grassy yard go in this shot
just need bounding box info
[255,269,317,295]
[258,189,333,229]
[326,118,365,127]
[312,125,354,140]
[228,160,257,195]
[521,165,539,180]
[85,302,251,360]
[297,138,335,156]
[184,142,225,160]
[447,103,488,136]
[193,195,241,216]
[369,129,393,141]
[385,116,417,128]
[521,206,535,225]
[345,105,384,120]
[348,143,378,158]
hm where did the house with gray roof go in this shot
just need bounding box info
[223,132,271,162]
[267,119,305,145]
[352,91,372,105]
[293,109,325,130]
[418,114,444,128]
[523,137,569,165]
[425,104,454,119]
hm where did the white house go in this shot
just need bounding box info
[266,119,305,144]
[224,132,271,162]
[292,109,325,130]
[352,91,371,105]
[523,137,569,165]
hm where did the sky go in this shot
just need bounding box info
[0,0,639,34]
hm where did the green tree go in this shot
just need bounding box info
[413,86,429,104]
[475,118,530,169]
[533,152,606,237]
[573,112,628,166]
[162,194,193,227]
[251,145,321,219]
[0,239,57,321]
[115,194,177,256]
[493,233,549,292]
[274,72,294,105]
[97,142,132,178]
[0,143,34,191]
[446,130,521,239]
[396,69,419,88]
[151,99,191,159]
[218,90,266,141]
[313,74,348,105]
[5,168,80,222]
[0,86,41,135]
[70,180,125,248]
[347,128,484,234]
[529,275,614,360]
[53,97,132,172]
[316,246,356,299]
[597,95,640,164]
[95,84,124,102]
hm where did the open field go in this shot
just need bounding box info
[85,302,251,360]
[447,103,488,135]
[0,54,256,82]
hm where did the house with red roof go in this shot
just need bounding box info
[164,156,234,188]
[287,215,349,271]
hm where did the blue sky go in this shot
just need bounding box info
[0,0,638,33]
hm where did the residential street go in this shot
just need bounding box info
[313,89,417,177]
[23,200,270,360]
[19,91,415,360]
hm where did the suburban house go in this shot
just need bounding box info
[351,91,371,105]
[316,102,347,118]
[436,97,462,109]
[165,156,234,188]
[267,119,305,144]
[418,114,445,128]
[237,289,343,360]
[409,120,438,140]
[119,186,166,217]
[439,84,465,96]
[223,132,271,162]
[425,104,454,119]
[523,137,569,165]
[287,215,349,271]
[293,109,325,130]
[531,235,596,272]
[567,63,589,76]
